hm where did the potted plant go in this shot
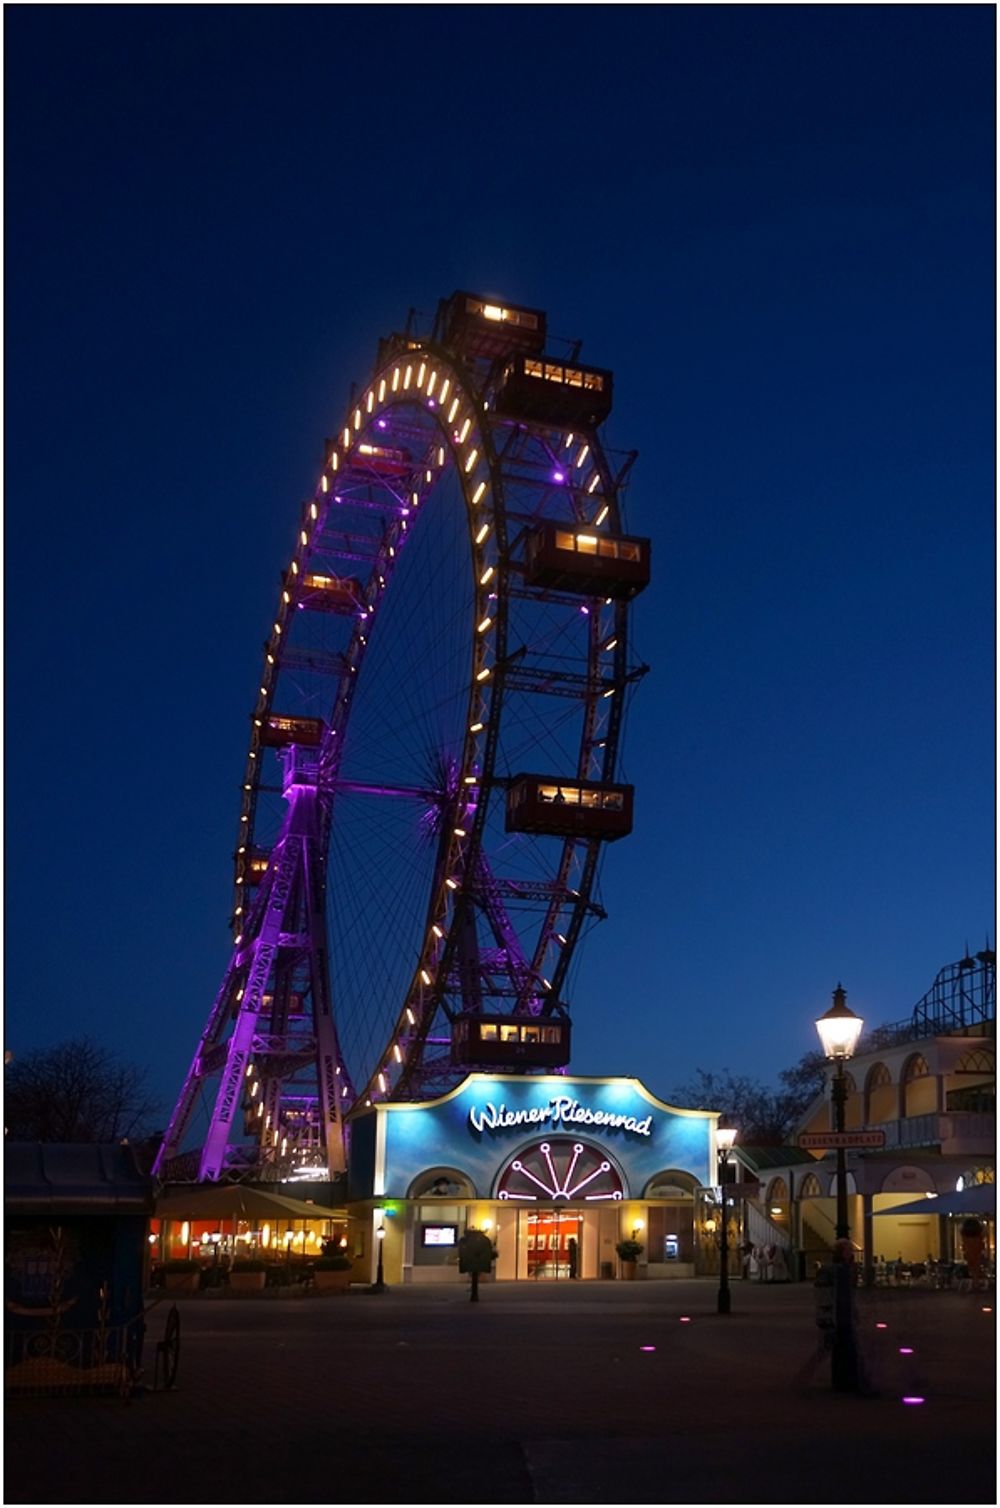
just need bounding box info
[312,1252,353,1293]
[157,1258,201,1294]
[229,1258,267,1293]
[615,1238,644,1280]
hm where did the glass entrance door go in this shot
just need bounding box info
[526,1210,582,1279]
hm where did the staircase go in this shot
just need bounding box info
[744,1200,792,1260]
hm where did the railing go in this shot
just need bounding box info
[5,1319,143,1397]
[744,1200,791,1256]
[876,1112,994,1150]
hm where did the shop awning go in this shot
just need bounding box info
[155,1185,345,1222]
[877,1185,995,1218]
[5,1142,154,1215]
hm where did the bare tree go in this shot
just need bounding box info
[670,1049,828,1146]
[4,1037,159,1144]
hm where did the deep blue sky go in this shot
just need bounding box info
[6,6,995,1120]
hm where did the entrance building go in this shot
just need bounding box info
[345,1074,719,1284]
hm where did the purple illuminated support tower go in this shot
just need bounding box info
[157,292,649,1182]
[157,746,349,1181]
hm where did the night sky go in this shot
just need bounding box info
[6,6,994,1122]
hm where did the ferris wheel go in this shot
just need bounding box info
[155,293,650,1183]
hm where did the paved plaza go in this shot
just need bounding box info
[5,1279,994,1506]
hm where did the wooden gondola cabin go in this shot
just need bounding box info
[258,714,324,748]
[506,775,634,842]
[298,572,364,614]
[441,291,547,361]
[351,442,413,477]
[524,523,650,600]
[242,850,270,886]
[451,1013,571,1069]
[495,354,613,427]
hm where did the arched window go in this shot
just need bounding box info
[957,1166,995,1189]
[865,1062,895,1124]
[765,1176,788,1210]
[408,1167,475,1199]
[799,1173,822,1198]
[902,1054,935,1117]
[955,1048,995,1076]
[643,1169,699,1199]
[494,1139,626,1201]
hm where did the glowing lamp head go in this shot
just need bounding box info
[716,1119,738,1155]
[815,984,864,1060]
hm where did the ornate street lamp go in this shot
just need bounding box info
[716,1119,738,1315]
[370,1213,387,1294]
[815,984,863,1239]
[815,983,863,1391]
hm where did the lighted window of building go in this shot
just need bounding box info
[479,1023,498,1041]
[500,1024,519,1043]
[555,530,575,552]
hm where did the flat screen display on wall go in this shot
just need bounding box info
[421,1224,458,1248]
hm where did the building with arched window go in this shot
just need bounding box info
[728,955,995,1281]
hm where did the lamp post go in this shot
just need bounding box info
[371,1215,386,1294]
[716,1120,738,1315]
[815,982,864,1391]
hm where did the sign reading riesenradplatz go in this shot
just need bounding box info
[797,1130,887,1149]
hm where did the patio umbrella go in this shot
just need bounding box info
[155,1185,344,1221]
[877,1185,996,1218]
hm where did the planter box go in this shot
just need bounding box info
[620,1261,638,1281]
[313,1268,352,1293]
[162,1272,200,1294]
[230,1272,266,1293]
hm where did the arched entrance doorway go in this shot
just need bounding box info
[495,1138,626,1280]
